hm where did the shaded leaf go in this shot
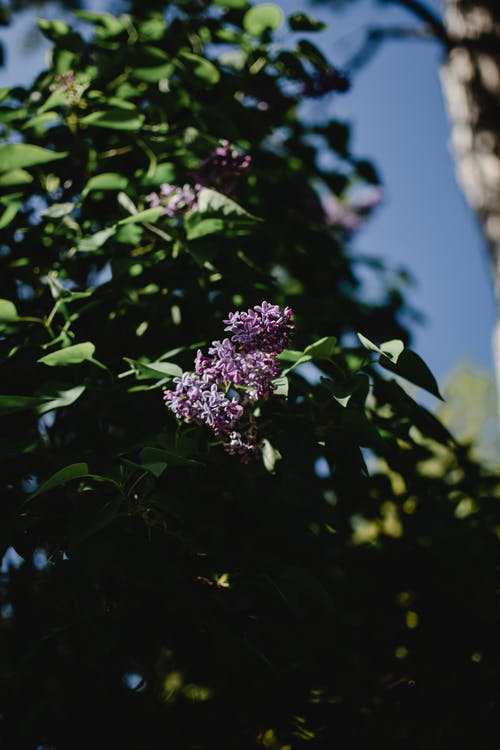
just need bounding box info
[28,463,90,500]
[288,13,326,32]
[379,349,444,400]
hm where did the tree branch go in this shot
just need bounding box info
[380,0,451,47]
[345,24,437,71]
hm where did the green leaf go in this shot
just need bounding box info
[214,0,248,7]
[179,52,220,85]
[131,63,173,83]
[357,333,404,363]
[139,447,201,477]
[296,39,328,67]
[82,172,129,196]
[37,385,86,415]
[288,13,326,32]
[303,336,337,360]
[0,169,33,186]
[80,109,145,131]
[118,207,164,225]
[28,463,89,500]
[22,111,61,132]
[77,227,116,252]
[0,144,67,171]
[42,202,75,219]
[74,10,126,36]
[320,374,369,408]
[0,299,19,323]
[244,4,283,35]
[37,342,96,367]
[122,357,182,380]
[379,349,443,400]
[0,395,46,416]
[262,439,282,473]
[37,18,71,39]
[186,189,260,239]
[0,386,86,417]
[272,376,289,397]
[0,200,21,229]
[340,410,387,452]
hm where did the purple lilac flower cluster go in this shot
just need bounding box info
[146,140,251,217]
[146,183,202,218]
[195,139,252,193]
[163,302,294,462]
[50,71,88,105]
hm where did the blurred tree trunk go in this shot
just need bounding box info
[438,0,500,398]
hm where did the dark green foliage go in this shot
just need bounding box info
[0,2,499,748]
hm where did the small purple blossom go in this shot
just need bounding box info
[163,302,294,462]
[193,139,251,194]
[50,70,88,105]
[163,372,243,434]
[224,301,294,354]
[224,418,262,463]
[146,183,202,217]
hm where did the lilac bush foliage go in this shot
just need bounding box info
[146,140,251,217]
[163,302,294,461]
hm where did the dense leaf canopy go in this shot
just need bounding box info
[0,1,499,747]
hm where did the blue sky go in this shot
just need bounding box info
[1,0,497,385]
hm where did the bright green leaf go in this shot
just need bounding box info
[0,169,33,186]
[123,357,182,380]
[118,207,164,225]
[273,376,289,397]
[42,202,75,219]
[303,336,337,360]
[262,438,282,473]
[77,227,116,252]
[244,4,283,36]
[179,52,220,85]
[37,342,96,367]
[83,172,129,195]
[80,109,145,131]
[0,144,67,171]
[0,299,19,323]
[37,385,86,415]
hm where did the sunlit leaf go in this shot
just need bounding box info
[0,144,67,171]
[37,342,96,367]
[80,110,145,131]
[244,4,283,36]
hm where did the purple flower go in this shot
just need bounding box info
[224,418,261,463]
[163,372,243,434]
[146,183,202,217]
[193,140,251,194]
[163,302,294,462]
[223,301,294,354]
